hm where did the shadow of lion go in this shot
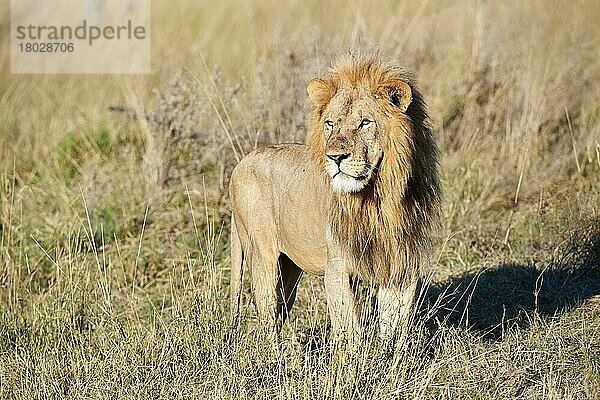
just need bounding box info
[426,218,600,339]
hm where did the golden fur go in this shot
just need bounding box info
[229,53,441,337]
[306,53,441,287]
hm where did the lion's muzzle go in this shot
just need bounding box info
[325,154,370,194]
[326,151,351,165]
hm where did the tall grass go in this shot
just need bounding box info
[1,0,599,398]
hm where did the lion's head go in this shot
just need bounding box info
[307,56,414,193]
[306,53,441,286]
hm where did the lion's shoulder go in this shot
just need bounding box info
[230,144,319,188]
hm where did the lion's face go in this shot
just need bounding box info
[321,91,384,193]
[308,75,413,194]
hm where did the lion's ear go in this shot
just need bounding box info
[380,79,412,112]
[307,78,336,108]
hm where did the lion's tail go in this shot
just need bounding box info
[230,213,244,327]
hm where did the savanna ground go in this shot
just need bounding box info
[1,1,600,398]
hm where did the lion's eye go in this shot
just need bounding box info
[359,119,372,129]
[324,120,334,129]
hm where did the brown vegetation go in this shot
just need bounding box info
[1,0,599,398]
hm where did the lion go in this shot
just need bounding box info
[229,53,441,340]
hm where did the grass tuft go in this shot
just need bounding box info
[1,0,600,398]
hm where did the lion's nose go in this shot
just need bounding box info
[326,152,350,165]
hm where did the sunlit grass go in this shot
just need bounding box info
[1,0,600,398]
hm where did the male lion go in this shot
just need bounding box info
[229,53,441,340]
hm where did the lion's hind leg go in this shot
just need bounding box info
[230,211,280,335]
[249,243,280,334]
[229,214,245,327]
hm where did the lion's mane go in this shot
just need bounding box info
[307,54,441,287]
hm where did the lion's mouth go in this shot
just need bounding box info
[328,167,370,193]
[332,170,367,181]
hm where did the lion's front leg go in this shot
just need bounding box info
[377,279,418,342]
[324,257,362,341]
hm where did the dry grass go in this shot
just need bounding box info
[1,0,600,398]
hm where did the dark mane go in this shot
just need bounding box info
[306,53,441,286]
